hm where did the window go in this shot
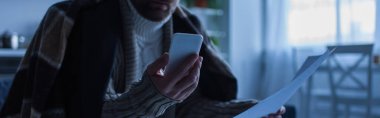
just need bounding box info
[288,0,376,46]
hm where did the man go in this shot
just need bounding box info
[0,0,285,117]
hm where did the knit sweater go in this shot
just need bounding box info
[105,0,168,99]
[126,0,169,85]
[102,0,177,117]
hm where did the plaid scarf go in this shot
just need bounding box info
[1,0,240,117]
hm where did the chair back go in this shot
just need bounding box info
[326,44,373,118]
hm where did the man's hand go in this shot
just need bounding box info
[147,53,203,101]
[262,106,286,118]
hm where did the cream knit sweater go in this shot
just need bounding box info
[102,0,177,117]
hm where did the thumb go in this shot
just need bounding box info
[147,53,169,75]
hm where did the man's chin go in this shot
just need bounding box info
[144,11,170,22]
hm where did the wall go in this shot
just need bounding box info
[229,0,263,99]
[0,0,62,109]
[0,0,62,39]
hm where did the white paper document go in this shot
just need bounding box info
[234,49,335,118]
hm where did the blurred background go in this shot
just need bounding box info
[0,0,379,118]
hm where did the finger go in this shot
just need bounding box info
[148,53,169,75]
[166,90,180,100]
[174,57,202,92]
[178,77,198,99]
[176,81,198,100]
[157,69,165,76]
[276,106,286,115]
[171,76,199,101]
[175,57,202,100]
[167,54,198,82]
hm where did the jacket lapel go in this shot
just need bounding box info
[67,0,123,117]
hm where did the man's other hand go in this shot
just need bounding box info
[147,53,203,101]
[262,106,286,118]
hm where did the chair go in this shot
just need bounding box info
[309,44,375,118]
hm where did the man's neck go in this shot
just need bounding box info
[126,0,170,35]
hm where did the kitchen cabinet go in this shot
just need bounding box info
[0,49,21,109]
[0,49,25,74]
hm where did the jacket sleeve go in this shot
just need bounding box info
[102,73,178,118]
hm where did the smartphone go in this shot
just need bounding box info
[166,33,203,74]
